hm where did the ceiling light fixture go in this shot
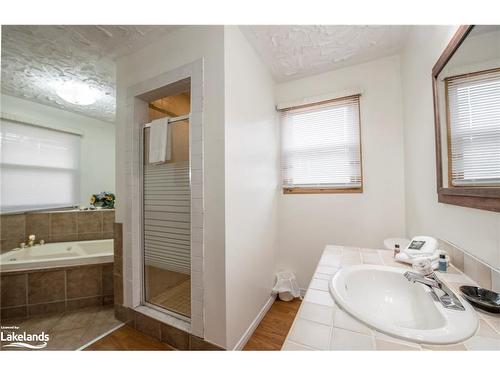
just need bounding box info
[53,81,101,106]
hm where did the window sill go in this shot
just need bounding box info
[283,187,363,194]
[438,187,500,212]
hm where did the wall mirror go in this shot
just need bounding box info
[432,25,500,212]
[1,26,117,214]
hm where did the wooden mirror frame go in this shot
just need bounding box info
[432,25,500,213]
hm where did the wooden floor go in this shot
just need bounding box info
[85,298,301,351]
[244,298,301,350]
[85,325,174,351]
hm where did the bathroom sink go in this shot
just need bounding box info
[329,265,478,344]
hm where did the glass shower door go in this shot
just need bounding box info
[143,104,191,318]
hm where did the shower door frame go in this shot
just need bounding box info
[124,59,205,337]
[140,113,192,323]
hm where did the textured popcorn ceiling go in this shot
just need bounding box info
[1,25,179,122]
[240,25,410,82]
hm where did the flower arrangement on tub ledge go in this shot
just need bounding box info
[90,192,115,209]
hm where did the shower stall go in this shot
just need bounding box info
[141,91,192,319]
[123,61,205,339]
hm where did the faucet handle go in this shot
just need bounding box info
[412,258,434,276]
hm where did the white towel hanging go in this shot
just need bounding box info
[148,117,172,164]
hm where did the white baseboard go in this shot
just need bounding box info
[232,294,277,351]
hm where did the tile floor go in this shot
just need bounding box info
[0,305,122,351]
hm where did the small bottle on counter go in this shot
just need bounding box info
[439,253,449,272]
[393,244,400,258]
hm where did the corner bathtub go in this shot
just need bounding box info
[0,239,113,272]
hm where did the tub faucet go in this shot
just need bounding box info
[27,234,36,247]
[403,271,465,311]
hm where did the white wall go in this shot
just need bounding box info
[275,55,407,288]
[1,94,115,207]
[224,26,279,349]
[400,26,500,270]
[115,26,227,347]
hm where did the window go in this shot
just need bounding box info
[0,119,81,212]
[446,68,500,187]
[280,95,362,193]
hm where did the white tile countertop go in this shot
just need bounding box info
[282,245,500,351]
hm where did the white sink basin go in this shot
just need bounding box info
[329,265,478,344]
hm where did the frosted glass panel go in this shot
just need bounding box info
[143,118,191,319]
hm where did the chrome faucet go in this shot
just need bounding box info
[404,270,465,311]
[404,271,441,288]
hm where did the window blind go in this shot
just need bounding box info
[446,69,500,187]
[0,119,81,212]
[280,95,362,189]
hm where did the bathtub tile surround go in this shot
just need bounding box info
[0,214,25,254]
[67,296,104,311]
[102,211,115,233]
[0,273,26,307]
[0,209,115,254]
[26,213,50,240]
[0,264,114,319]
[439,239,500,293]
[28,270,66,304]
[102,264,114,296]
[113,223,124,309]
[28,301,66,316]
[67,267,102,299]
[282,245,500,351]
[50,213,77,239]
[77,211,103,235]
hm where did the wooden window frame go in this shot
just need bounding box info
[280,94,364,195]
[432,25,500,212]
